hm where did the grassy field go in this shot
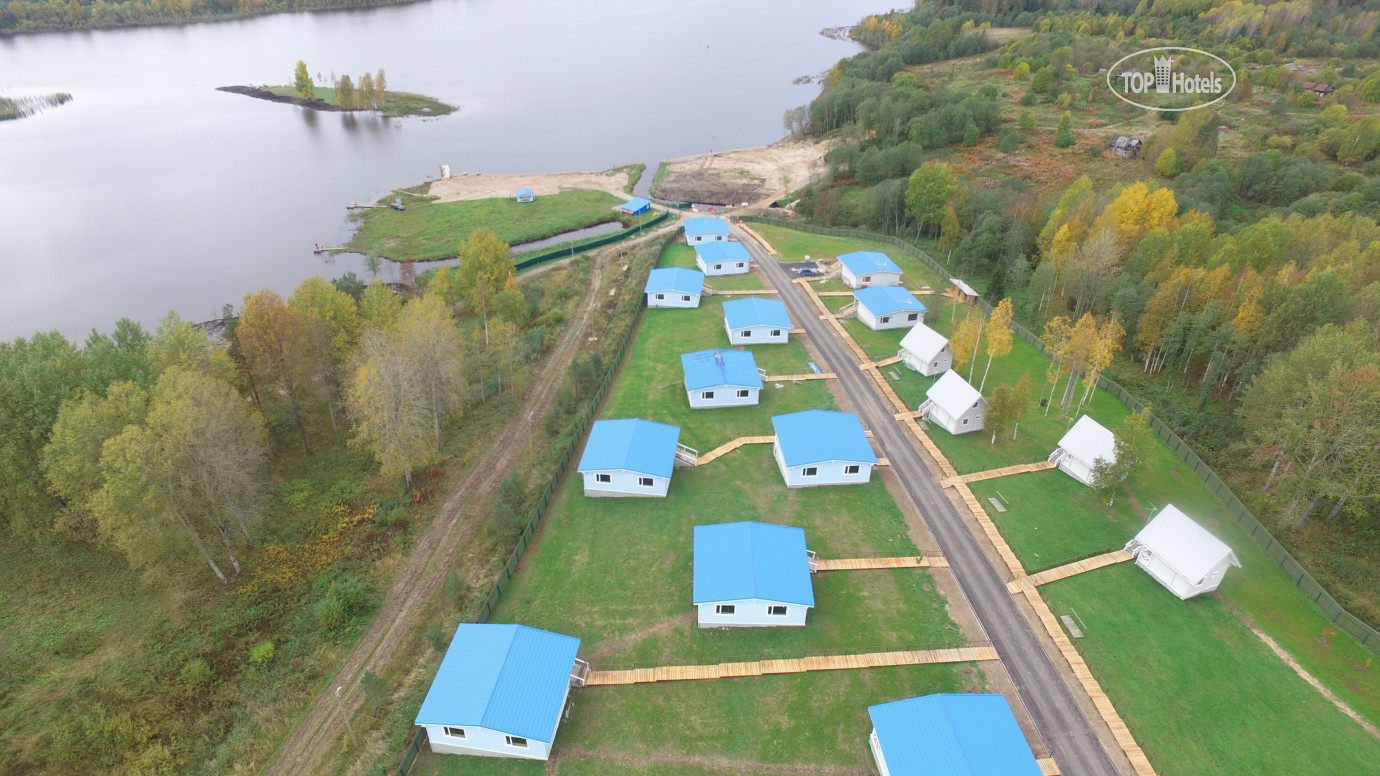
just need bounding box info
[404,238,981,773]
[265,85,454,117]
[751,222,948,292]
[346,188,654,262]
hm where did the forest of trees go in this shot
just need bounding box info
[0,228,541,584]
[1,0,414,34]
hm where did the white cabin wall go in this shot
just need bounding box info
[581,470,670,498]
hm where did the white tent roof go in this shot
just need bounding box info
[926,370,983,417]
[1058,415,1117,467]
[1131,505,1240,583]
[900,323,948,361]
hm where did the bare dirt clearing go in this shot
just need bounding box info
[427,170,632,202]
[655,139,831,205]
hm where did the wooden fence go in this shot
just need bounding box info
[740,215,1380,654]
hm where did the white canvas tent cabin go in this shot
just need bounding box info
[919,370,986,435]
[898,323,952,376]
[1125,505,1241,599]
[1050,415,1116,486]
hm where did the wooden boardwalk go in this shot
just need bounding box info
[1038,758,1062,776]
[941,460,1055,487]
[762,372,836,382]
[696,435,775,466]
[868,356,903,368]
[585,645,1000,686]
[955,483,1026,580]
[737,223,776,255]
[813,555,949,571]
[1007,550,1133,593]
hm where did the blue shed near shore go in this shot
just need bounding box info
[621,197,652,215]
[516,188,535,203]
[867,694,1041,776]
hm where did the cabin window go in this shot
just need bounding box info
[845,465,860,475]
[802,467,818,477]
[740,330,752,338]
[444,727,466,739]
[736,389,750,398]
[770,329,781,337]
[908,313,919,321]
[767,605,788,616]
[505,736,529,749]
[880,316,891,324]
[962,418,970,426]
[701,391,715,399]
[931,361,939,368]
[715,604,736,615]
[736,262,745,268]
[639,477,654,487]
[714,263,722,270]
[654,293,665,300]
[682,295,691,302]
[595,473,611,483]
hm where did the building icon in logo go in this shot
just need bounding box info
[1154,56,1172,93]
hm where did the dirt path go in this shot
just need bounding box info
[1217,594,1380,742]
[265,250,613,776]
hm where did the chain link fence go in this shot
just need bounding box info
[740,216,1379,654]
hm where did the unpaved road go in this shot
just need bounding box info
[265,252,614,776]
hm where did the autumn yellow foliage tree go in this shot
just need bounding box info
[950,314,983,382]
[978,299,1014,392]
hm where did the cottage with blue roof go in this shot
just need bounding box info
[772,410,877,488]
[644,267,705,309]
[682,348,764,408]
[867,694,1041,776]
[693,521,815,627]
[683,216,731,245]
[621,197,651,215]
[838,250,903,289]
[694,241,752,276]
[722,297,792,344]
[515,187,535,203]
[854,286,927,331]
[416,623,586,761]
[577,418,684,497]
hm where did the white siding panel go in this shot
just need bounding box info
[725,323,789,344]
[687,386,760,409]
[581,470,670,498]
[646,291,700,309]
[696,598,810,627]
[423,724,553,760]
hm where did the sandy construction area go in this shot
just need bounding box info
[428,169,633,202]
[657,138,831,204]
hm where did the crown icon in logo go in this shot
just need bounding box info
[1153,55,1172,93]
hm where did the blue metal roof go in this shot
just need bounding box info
[772,410,877,467]
[577,418,681,478]
[853,286,927,316]
[722,297,792,330]
[681,349,763,391]
[693,522,815,606]
[645,267,705,296]
[415,624,581,743]
[684,217,731,236]
[516,188,534,196]
[838,250,903,276]
[622,197,652,213]
[868,694,1042,776]
[694,241,751,263]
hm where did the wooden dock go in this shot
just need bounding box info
[695,435,775,466]
[813,555,948,571]
[585,645,1000,686]
[941,460,1055,488]
[1007,550,1133,593]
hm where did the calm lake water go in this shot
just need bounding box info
[0,0,889,340]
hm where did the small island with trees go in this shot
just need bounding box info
[218,61,454,118]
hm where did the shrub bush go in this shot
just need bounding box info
[249,641,275,667]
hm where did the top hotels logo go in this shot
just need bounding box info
[1107,47,1236,112]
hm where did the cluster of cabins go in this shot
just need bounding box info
[414,215,1243,769]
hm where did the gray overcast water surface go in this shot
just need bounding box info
[0,0,890,340]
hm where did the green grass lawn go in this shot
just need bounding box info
[658,241,766,292]
[346,189,650,261]
[265,85,454,117]
[1041,565,1380,776]
[410,663,982,776]
[751,223,948,292]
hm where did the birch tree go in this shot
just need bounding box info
[41,381,148,536]
[950,315,982,383]
[978,298,1014,392]
[347,331,434,489]
[456,228,517,343]
[396,295,468,445]
[237,289,318,454]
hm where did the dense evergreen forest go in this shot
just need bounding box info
[787,0,1380,625]
[0,0,413,34]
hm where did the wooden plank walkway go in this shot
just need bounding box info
[868,356,903,368]
[1018,586,1157,776]
[813,555,949,571]
[940,460,1055,488]
[737,223,776,255]
[1038,758,1062,776]
[585,645,1000,686]
[955,482,1026,580]
[762,372,836,382]
[695,435,775,466]
[1007,550,1134,593]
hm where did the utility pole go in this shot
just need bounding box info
[335,685,356,745]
